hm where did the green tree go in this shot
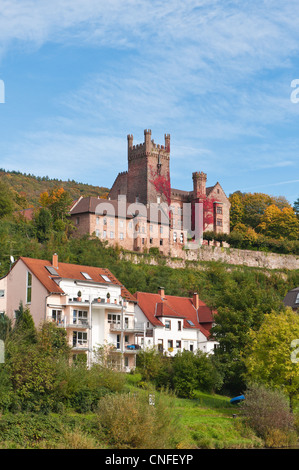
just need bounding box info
[33,207,53,242]
[38,322,70,359]
[243,308,299,410]
[0,181,15,219]
[13,302,37,345]
[172,350,198,398]
[136,347,165,383]
[0,313,11,341]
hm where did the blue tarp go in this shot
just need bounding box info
[230,395,245,404]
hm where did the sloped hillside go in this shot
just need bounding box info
[0,169,109,207]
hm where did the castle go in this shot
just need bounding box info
[70,130,230,255]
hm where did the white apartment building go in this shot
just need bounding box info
[0,254,141,371]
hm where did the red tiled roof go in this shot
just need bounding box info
[134,291,215,339]
[15,207,36,221]
[19,257,136,302]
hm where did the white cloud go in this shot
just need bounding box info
[1,1,299,201]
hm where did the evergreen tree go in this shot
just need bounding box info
[13,302,37,345]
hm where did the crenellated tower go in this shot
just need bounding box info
[192,171,207,200]
[126,130,171,205]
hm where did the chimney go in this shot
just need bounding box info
[158,287,165,298]
[193,292,199,309]
[52,253,59,270]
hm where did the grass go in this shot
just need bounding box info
[0,385,268,449]
[171,391,263,449]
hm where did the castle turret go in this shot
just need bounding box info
[164,134,170,152]
[192,171,207,199]
[144,129,152,153]
[127,134,133,151]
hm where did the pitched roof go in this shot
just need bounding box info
[70,196,170,224]
[18,256,136,302]
[134,291,215,339]
[283,287,299,310]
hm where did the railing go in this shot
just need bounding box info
[109,321,146,332]
[72,342,88,350]
[48,316,89,329]
[48,317,66,328]
[67,319,89,328]
[109,343,142,353]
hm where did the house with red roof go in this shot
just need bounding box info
[134,288,218,355]
[0,254,142,371]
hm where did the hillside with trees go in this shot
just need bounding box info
[0,169,109,208]
[0,180,299,448]
[204,191,299,255]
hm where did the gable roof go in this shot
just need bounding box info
[134,291,215,339]
[18,256,136,302]
[283,287,299,310]
[70,196,170,225]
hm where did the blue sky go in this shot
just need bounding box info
[0,0,299,205]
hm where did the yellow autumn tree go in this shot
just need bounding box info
[258,204,299,240]
[39,188,73,221]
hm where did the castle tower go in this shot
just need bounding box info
[192,171,207,200]
[191,171,207,241]
[126,130,171,205]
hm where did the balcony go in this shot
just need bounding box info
[125,344,142,353]
[48,316,89,329]
[109,321,146,333]
[92,299,123,310]
[72,342,89,351]
[67,319,89,329]
[48,317,66,328]
[109,343,141,354]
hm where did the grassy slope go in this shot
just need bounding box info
[173,391,263,449]
[0,389,263,449]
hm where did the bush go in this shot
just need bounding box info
[0,413,63,448]
[240,384,295,445]
[96,391,176,449]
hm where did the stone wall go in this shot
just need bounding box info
[120,245,299,271]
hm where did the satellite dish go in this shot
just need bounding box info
[10,256,14,264]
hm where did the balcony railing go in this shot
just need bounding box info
[48,317,66,328]
[110,343,142,353]
[67,319,89,328]
[109,321,146,332]
[72,341,89,350]
[48,316,89,329]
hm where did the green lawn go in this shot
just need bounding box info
[171,391,263,449]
